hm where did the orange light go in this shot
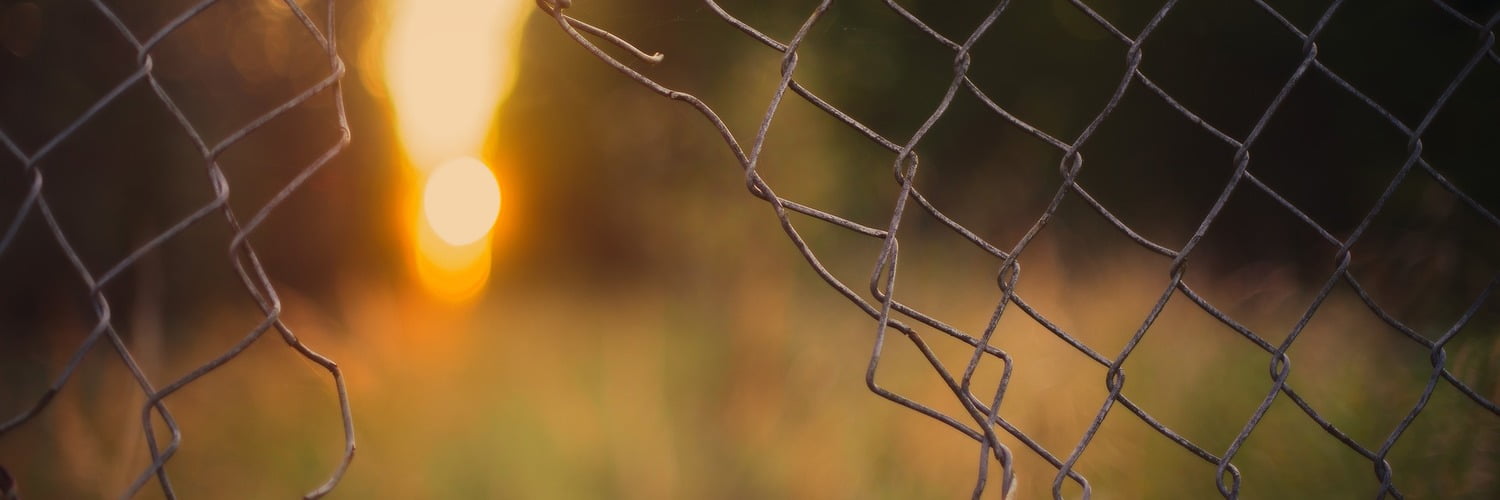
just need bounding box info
[423,157,502,246]
[413,218,493,302]
[377,0,531,300]
[381,0,529,170]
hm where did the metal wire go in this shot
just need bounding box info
[0,1,354,498]
[539,0,1500,498]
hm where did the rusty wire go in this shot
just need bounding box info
[539,0,1500,498]
[0,1,354,498]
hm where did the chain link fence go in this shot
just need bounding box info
[0,1,352,498]
[537,0,1499,498]
[2,0,1497,497]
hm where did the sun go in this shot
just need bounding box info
[422,157,502,246]
[379,0,530,300]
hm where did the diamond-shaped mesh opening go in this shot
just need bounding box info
[1072,85,1243,248]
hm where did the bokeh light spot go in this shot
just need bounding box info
[422,157,501,246]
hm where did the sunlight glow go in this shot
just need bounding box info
[379,0,530,301]
[414,219,493,302]
[424,157,502,246]
[382,0,528,170]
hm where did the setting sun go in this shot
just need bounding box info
[377,0,531,300]
[423,157,502,246]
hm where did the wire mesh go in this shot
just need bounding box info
[537,0,1500,498]
[0,1,353,498]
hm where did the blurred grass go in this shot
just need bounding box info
[2,243,1496,498]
